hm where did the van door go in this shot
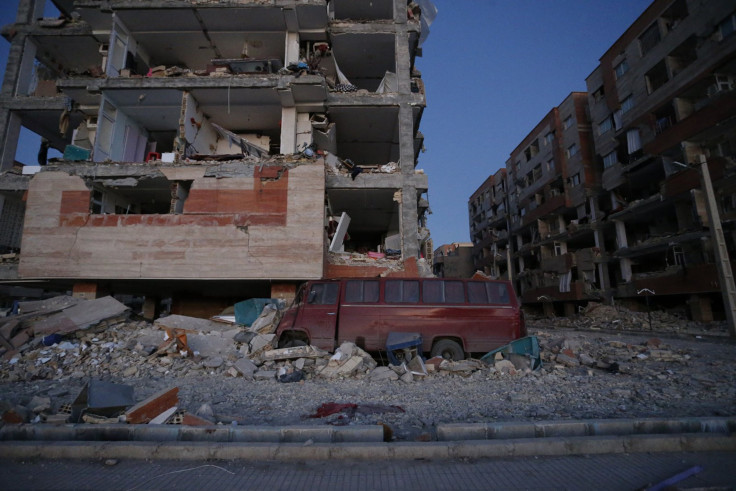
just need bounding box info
[298,282,340,351]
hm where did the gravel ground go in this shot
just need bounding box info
[1,317,735,441]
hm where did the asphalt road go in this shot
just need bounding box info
[1,451,735,490]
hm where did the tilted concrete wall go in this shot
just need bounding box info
[18,164,324,280]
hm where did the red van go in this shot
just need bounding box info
[275,277,525,360]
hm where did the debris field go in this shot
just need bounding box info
[1,296,734,441]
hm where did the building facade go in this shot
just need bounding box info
[470,0,736,321]
[0,0,436,316]
[432,242,474,278]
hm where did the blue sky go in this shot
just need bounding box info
[1,0,653,247]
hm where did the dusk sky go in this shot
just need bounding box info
[1,0,654,249]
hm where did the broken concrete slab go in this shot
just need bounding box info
[234,358,257,379]
[258,345,328,362]
[17,296,80,315]
[253,370,277,380]
[149,406,178,424]
[32,296,129,336]
[318,355,363,378]
[369,366,400,381]
[248,334,276,356]
[124,387,179,424]
[72,380,135,423]
[154,314,239,335]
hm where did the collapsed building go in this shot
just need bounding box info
[0,0,437,317]
[470,0,736,324]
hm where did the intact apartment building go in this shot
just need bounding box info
[471,0,736,321]
[0,0,436,317]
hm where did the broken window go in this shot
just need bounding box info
[592,85,605,102]
[88,177,183,215]
[645,59,669,94]
[639,22,662,56]
[667,35,697,78]
[718,11,736,41]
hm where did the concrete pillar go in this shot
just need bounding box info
[270,282,297,303]
[614,220,632,282]
[72,282,102,300]
[688,295,713,323]
[284,32,299,65]
[0,112,22,170]
[142,297,159,321]
[542,302,555,318]
[280,107,297,155]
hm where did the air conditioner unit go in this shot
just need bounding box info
[709,74,735,96]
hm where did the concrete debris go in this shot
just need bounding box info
[528,302,729,336]
[124,387,179,424]
[246,303,282,334]
[31,296,129,336]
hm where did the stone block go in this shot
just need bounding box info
[234,358,257,379]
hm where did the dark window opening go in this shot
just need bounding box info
[88,176,180,215]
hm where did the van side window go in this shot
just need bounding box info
[345,280,379,303]
[468,281,489,304]
[487,282,510,304]
[422,280,443,303]
[445,281,465,303]
[423,280,465,303]
[307,283,339,305]
[385,280,419,303]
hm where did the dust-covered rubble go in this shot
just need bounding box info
[0,300,735,441]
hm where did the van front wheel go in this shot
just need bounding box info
[431,340,464,361]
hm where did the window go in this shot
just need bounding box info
[598,116,613,135]
[639,22,661,56]
[545,131,555,145]
[592,85,605,102]
[563,116,573,130]
[603,151,618,169]
[546,159,554,172]
[614,60,629,79]
[307,283,339,305]
[467,281,489,304]
[345,280,379,303]
[571,173,581,186]
[385,280,419,303]
[621,95,635,114]
[567,143,579,158]
[422,280,465,304]
[718,12,736,41]
[487,283,510,304]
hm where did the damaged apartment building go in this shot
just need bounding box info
[0,0,436,316]
[470,0,736,323]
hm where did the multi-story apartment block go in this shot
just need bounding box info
[469,168,512,279]
[0,0,435,317]
[586,0,736,322]
[471,0,736,323]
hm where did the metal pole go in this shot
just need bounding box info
[697,155,736,337]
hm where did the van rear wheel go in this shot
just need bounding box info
[431,340,464,361]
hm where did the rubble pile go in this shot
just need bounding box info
[528,302,728,335]
[1,295,734,435]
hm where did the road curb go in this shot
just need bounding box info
[1,434,735,461]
